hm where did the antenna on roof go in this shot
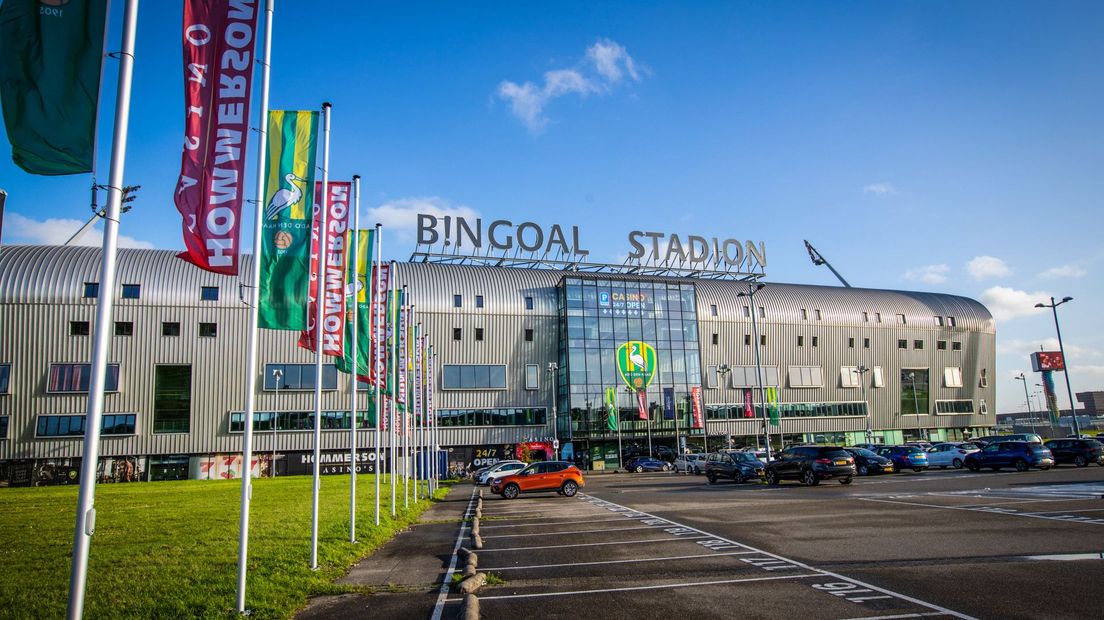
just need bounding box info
[804,240,851,287]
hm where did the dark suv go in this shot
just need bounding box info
[1044,439,1104,467]
[704,450,766,484]
[765,446,855,486]
[965,441,1054,472]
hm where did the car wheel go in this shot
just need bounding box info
[765,470,779,486]
[857,464,868,476]
[634,465,644,473]
[694,467,701,475]
[1014,459,1029,472]
[801,469,819,486]
[1075,455,1087,468]
[561,480,578,497]
[940,466,948,470]
[952,458,963,469]
[840,476,853,485]
[707,471,717,484]
[991,466,1001,471]
[913,468,923,473]
[891,463,900,474]
[967,460,980,472]
[732,471,745,484]
[503,484,519,500]
[662,464,670,472]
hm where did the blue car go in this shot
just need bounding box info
[965,441,1055,472]
[875,445,929,472]
[625,457,671,473]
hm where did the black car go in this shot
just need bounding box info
[965,441,1055,472]
[765,446,856,486]
[704,450,765,484]
[844,447,895,476]
[1044,439,1104,467]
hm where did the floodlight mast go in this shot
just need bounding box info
[804,240,851,287]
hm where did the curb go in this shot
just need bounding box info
[461,593,479,620]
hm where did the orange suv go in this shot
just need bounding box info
[489,461,585,499]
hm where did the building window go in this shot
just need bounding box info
[0,364,10,395]
[814,309,822,320]
[875,312,882,323]
[901,369,929,415]
[872,366,885,388]
[200,286,219,301]
[36,413,136,437]
[476,295,484,308]
[952,341,962,351]
[863,337,871,349]
[114,321,133,336]
[758,307,765,319]
[944,367,963,388]
[797,335,804,347]
[979,400,988,415]
[800,309,808,320]
[70,321,90,336]
[896,314,906,324]
[935,400,974,414]
[524,328,534,342]
[705,365,718,389]
[744,334,751,346]
[914,340,924,350]
[83,282,99,298]
[788,366,824,388]
[948,316,957,327]
[840,366,860,388]
[199,322,217,338]
[897,339,907,349]
[811,336,819,347]
[848,337,855,348]
[979,368,988,388]
[121,284,140,299]
[934,316,944,327]
[475,327,484,341]
[759,334,766,346]
[525,364,539,390]
[453,294,462,308]
[711,304,718,317]
[728,365,780,388]
[0,415,7,439]
[436,407,547,427]
[525,296,534,310]
[162,322,180,337]
[937,340,947,350]
[263,364,339,390]
[153,366,191,433]
[229,410,372,433]
[47,363,119,393]
[441,364,508,390]
[742,305,750,318]
[453,328,462,341]
[711,333,719,345]
[862,311,869,322]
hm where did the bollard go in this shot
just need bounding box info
[461,593,480,620]
[459,572,486,595]
[472,533,483,549]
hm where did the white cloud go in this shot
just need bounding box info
[862,182,896,195]
[903,264,949,284]
[978,286,1051,322]
[497,38,647,132]
[3,212,154,249]
[966,255,1012,280]
[1038,264,1086,279]
[365,197,479,244]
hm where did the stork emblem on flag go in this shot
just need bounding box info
[615,341,657,390]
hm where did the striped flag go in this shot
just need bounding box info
[335,229,374,377]
[606,387,617,431]
[767,386,780,427]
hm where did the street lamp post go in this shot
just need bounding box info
[856,365,871,442]
[908,371,922,440]
[548,362,560,459]
[1034,296,1081,437]
[737,282,771,462]
[271,369,283,476]
[1015,373,1037,435]
[716,364,730,454]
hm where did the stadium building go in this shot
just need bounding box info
[0,244,996,484]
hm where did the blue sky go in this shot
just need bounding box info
[2,1,1102,413]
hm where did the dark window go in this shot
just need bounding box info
[0,364,9,395]
[0,415,7,439]
[200,286,219,301]
[453,328,462,341]
[476,295,484,308]
[811,336,819,347]
[453,294,462,308]
[524,328,534,342]
[114,321,133,336]
[797,335,804,347]
[898,339,907,349]
[744,334,751,346]
[525,296,534,310]
[36,414,136,437]
[760,334,766,346]
[948,316,957,327]
[162,322,180,337]
[121,284,140,299]
[263,364,339,390]
[952,341,962,351]
[435,407,546,427]
[937,340,947,350]
[228,410,372,433]
[710,304,718,317]
[712,333,719,345]
[441,364,508,389]
[901,369,929,415]
[864,337,871,349]
[153,365,191,433]
[83,282,99,298]
[70,321,90,336]
[936,400,974,414]
[475,328,484,341]
[914,340,924,350]
[848,337,855,348]
[199,322,217,338]
[47,363,119,393]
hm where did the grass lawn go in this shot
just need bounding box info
[0,474,448,619]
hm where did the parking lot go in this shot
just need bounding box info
[439,465,1104,619]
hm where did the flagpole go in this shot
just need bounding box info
[374,223,382,526]
[67,1,139,618]
[391,263,398,517]
[309,101,332,570]
[348,175,360,543]
[235,0,274,611]
[412,322,420,500]
[404,301,411,509]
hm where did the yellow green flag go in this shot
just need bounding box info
[335,229,374,377]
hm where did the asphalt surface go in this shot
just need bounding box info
[446,465,1104,620]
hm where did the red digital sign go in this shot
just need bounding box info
[1031,351,1065,372]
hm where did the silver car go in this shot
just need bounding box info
[475,460,526,485]
[926,442,980,469]
[673,453,706,474]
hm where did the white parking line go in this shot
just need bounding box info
[478,536,708,552]
[482,551,757,571]
[482,525,656,539]
[838,613,950,620]
[859,496,1104,526]
[1023,507,1104,515]
[430,487,478,620]
[480,517,635,529]
[453,573,821,601]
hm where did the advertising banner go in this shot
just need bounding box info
[298,181,350,355]
[744,388,754,418]
[175,0,260,274]
[397,303,408,405]
[605,387,618,431]
[767,386,780,426]
[616,341,657,390]
[636,390,648,421]
[426,354,435,424]
[414,333,423,418]
[283,449,388,476]
[1031,351,1065,372]
[335,230,375,378]
[662,387,675,420]
[370,263,391,385]
[690,386,703,429]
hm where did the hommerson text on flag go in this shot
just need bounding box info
[257,110,318,330]
[370,263,391,386]
[174,0,260,274]
[0,0,107,175]
[691,386,704,429]
[335,229,375,378]
[299,181,351,355]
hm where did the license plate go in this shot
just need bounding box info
[834,460,848,465]
[757,471,765,477]
[883,466,894,471]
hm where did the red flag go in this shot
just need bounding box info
[636,390,648,421]
[298,181,351,355]
[744,389,754,418]
[370,264,391,386]
[174,0,260,275]
[691,387,704,429]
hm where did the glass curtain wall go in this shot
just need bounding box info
[557,277,701,442]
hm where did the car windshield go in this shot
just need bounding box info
[820,449,850,459]
[905,446,923,454]
[850,448,878,458]
[1031,446,1051,453]
[731,453,759,463]
[958,443,978,450]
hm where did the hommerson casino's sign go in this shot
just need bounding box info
[415,214,766,273]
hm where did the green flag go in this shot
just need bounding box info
[383,287,402,396]
[0,0,107,175]
[335,229,375,377]
[606,387,618,431]
[257,110,318,330]
[767,386,780,427]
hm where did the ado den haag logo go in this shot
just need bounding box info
[616,341,657,390]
